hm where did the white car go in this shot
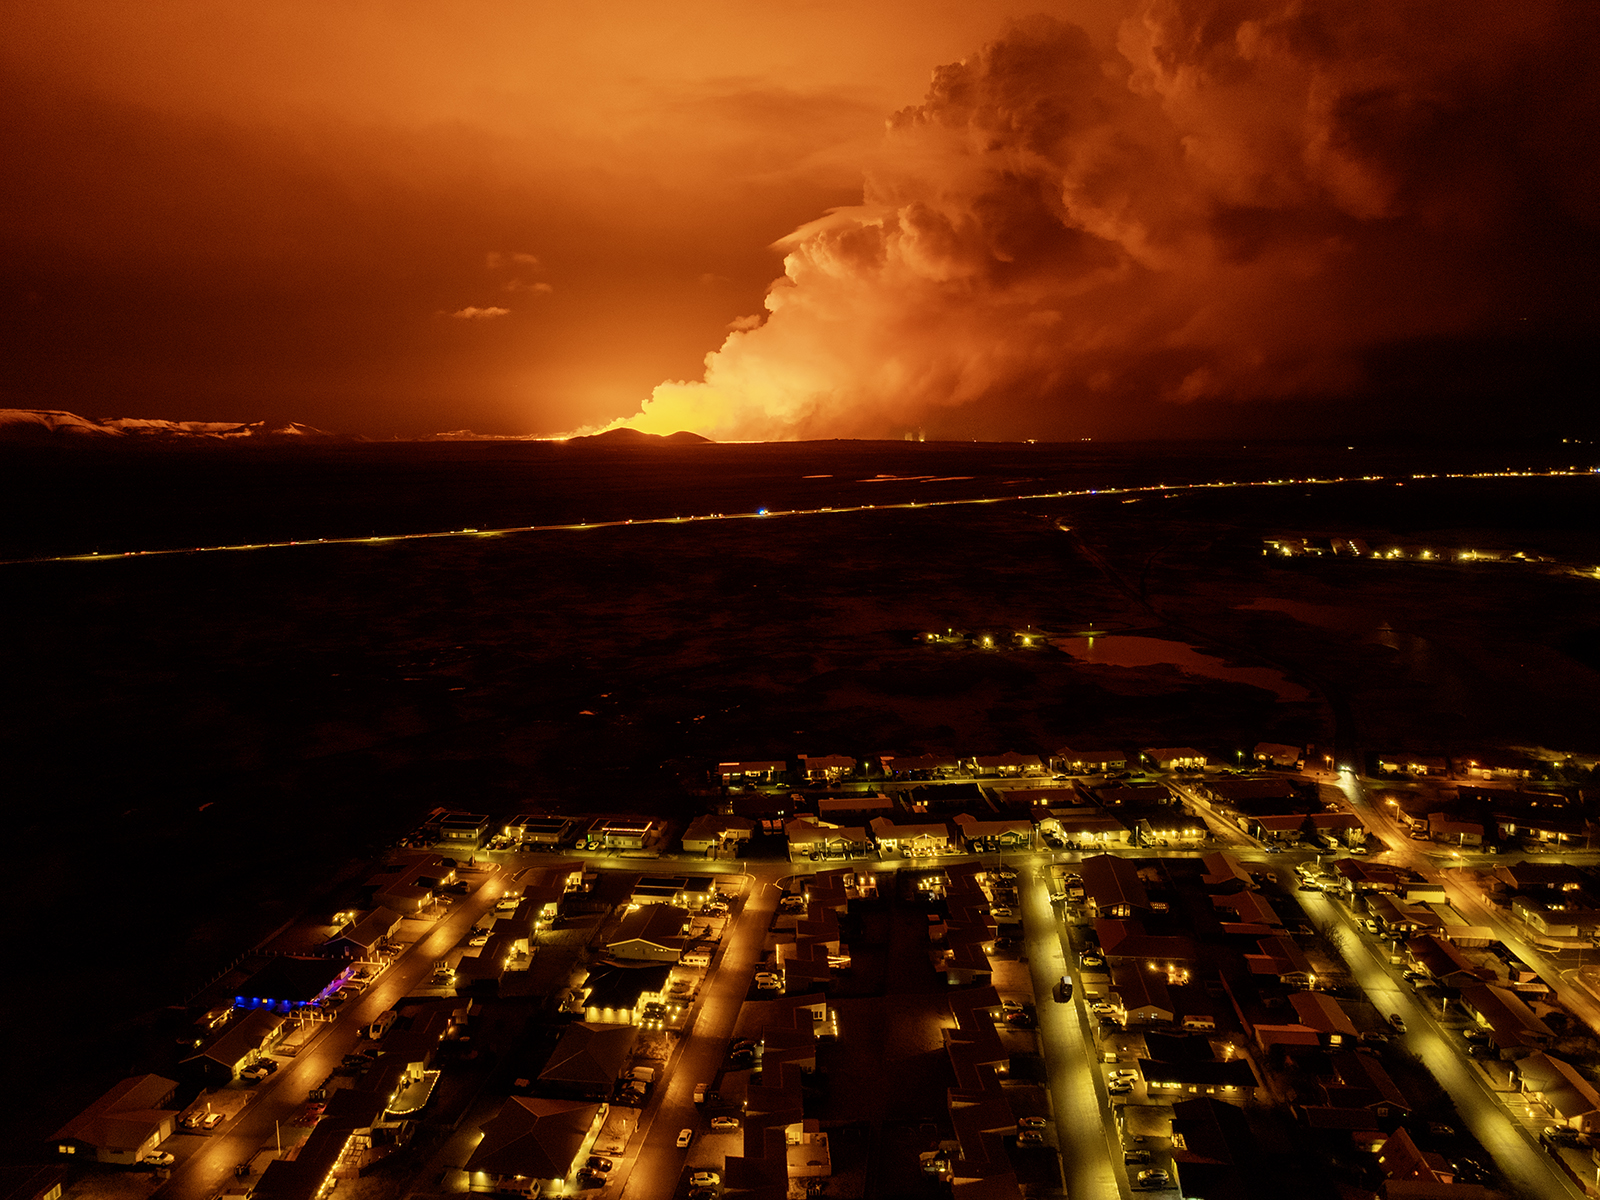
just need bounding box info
[676,1128,694,1148]
[689,1171,720,1187]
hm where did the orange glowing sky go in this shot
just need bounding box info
[3,2,1597,440]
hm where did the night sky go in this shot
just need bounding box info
[3,1,1597,441]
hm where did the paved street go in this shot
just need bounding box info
[152,865,508,1200]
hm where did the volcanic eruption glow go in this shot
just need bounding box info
[594,1,1600,442]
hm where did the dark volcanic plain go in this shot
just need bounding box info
[3,436,1599,1154]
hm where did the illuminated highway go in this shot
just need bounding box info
[2,467,1591,568]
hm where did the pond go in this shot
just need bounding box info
[1052,634,1309,701]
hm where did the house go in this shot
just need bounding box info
[1111,962,1174,1026]
[1515,1053,1600,1133]
[717,760,787,785]
[797,754,856,783]
[51,1076,177,1164]
[1287,993,1359,1046]
[1254,742,1303,768]
[1453,752,1535,781]
[1495,861,1589,892]
[785,817,871,862]
[327,907,404,959]
[869,817,954,858]
[1078,854,1149,916]
[183,1009,284,1085]
[252,1089,387,1200]
[437,812,491,849]
[680,812,755,855]
[590,819,656,850]
[1458,982,1555,1051]
[1034,806,1132,847]
[504,813,579,848]
[1405,935,1493,988]
[371,854,456,914]
[1375,753,1449,776]
[964,752,1044,777]
[1427,814,1484,846]
[1513,897,1600,940]
[1051,747,1127,774]
[1375,1127,1455,1185]
[465,1097,607,1195]
[577,962,672,1023]
[880,753,964,779]
[953,813,1034,852]
[233,956,350,1014]
[1142,747,1206,772]
[536,1024,635,1100]
[605,905,688,961]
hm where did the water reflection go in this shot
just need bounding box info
[1052,635,1309,701]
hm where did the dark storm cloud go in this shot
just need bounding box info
[615,1,1600,440]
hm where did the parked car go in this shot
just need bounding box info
[1017,1131,1045,1146]
[1109,1083,1133,1095]
[1017,1117,1047,1130]
[1137,1168,1171,1187]
[710,1117,740,1131]
[1389,1013,1408,1033]
[141,1152,176,1167]
[200,1112,225,1129]
[586,1156,614,1172]
[676,1129,694,1148]
[1124,1149,1152,1164]
[1110,1068,1139,1081]
[1081,953,1105,969]
[689,1171,720,1188]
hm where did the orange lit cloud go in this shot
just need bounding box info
[606,2,1600,440]
[449,306,512,320]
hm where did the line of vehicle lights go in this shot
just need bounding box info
[3,467,1593,568]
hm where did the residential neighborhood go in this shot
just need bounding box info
[29,739,1600,1200]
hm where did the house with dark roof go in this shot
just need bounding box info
[1051,747,1127,774]
[234,957,348,1014]
[537,1024,635,1100]
[327,907,403,959]
[964,751,1044,777]
[1459,982,1555,1052]
[1515,1053,1600,1133]
[1079,853,1149,916]
[51,1076,177,1164]
[182,1009,284,1086]
[797,754,856,783]
[465,1097,605,1195]
[605,905,688,962]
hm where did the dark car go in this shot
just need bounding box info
[1003,1012,1036,1028]
[585,1155,614,1172]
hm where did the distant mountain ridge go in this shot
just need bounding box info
[0,408,337,443]
[1,407,713,446]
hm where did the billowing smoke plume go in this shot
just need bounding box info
[607,0,1599,440]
